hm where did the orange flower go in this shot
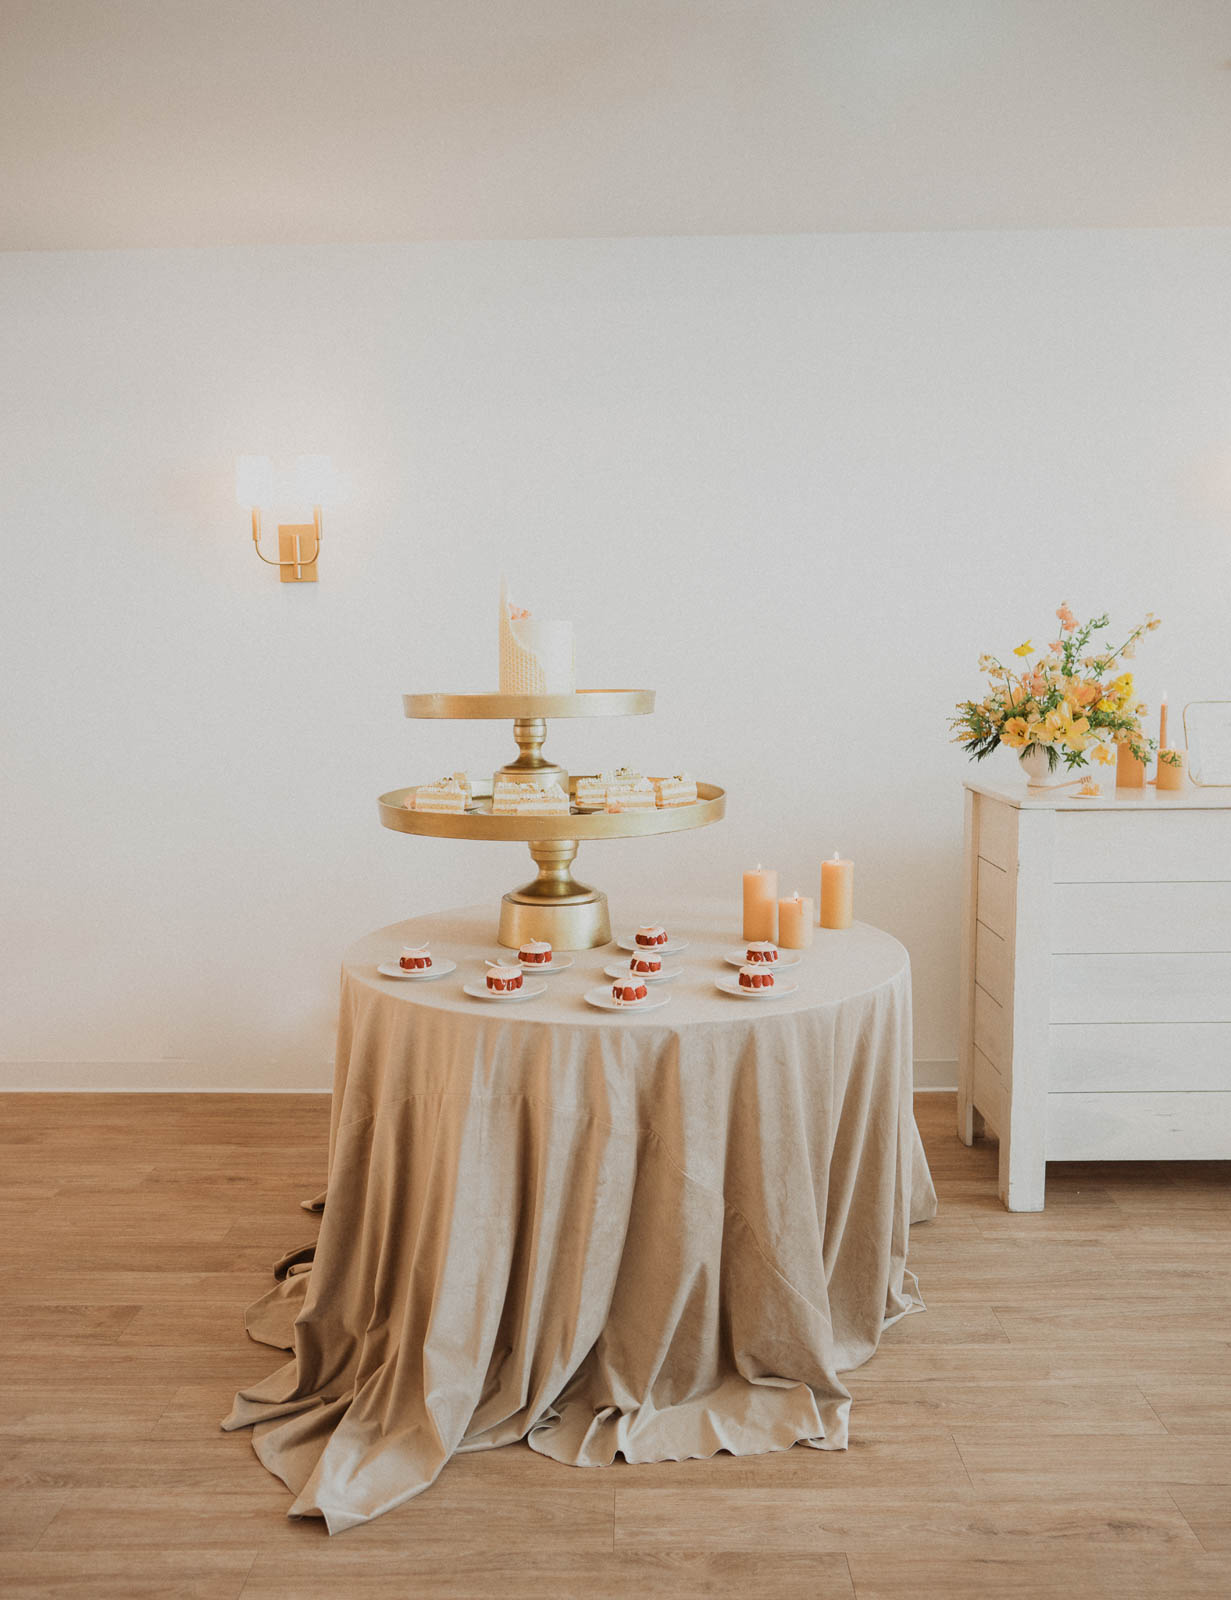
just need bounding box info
[1056,602,1077,632]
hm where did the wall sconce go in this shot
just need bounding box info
[236,455,335,583]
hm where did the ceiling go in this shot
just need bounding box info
[3,0,1231,251]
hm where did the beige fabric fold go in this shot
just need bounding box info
[224,902,936,1534]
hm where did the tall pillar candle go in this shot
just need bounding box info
[743,865,778,942]
[1115,742,1145,788]
[820,853,854,930]
[778,891,814,949]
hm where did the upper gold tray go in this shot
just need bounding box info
[379,779,725,841]
[404,690,654,720]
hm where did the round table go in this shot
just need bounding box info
[226,900,937,1534]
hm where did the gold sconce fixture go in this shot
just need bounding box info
[236,455,335,583]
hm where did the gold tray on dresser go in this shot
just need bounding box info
[381,689,725,950]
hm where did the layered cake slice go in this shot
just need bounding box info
[739,963,775,991]
[576,767,645,809]
[492,779,570,816]
[486,962,524,993]
[409,776,469,813]
[608,778,656,813]
[653,774,698,808]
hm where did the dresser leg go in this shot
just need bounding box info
[998,1130,1046,1211]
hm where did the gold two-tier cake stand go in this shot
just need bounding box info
[378,689,726,949]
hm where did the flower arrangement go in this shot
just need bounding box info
[952,604,1161,773]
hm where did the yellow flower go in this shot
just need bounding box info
[1092,742,1115,765]
[1001,717,1032,748]
[1012,640,1034,657]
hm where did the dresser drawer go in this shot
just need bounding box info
[1049,1021,1231,1092]
[1050,952,1231,1024]
[1053,810,1231,883]
[1052,881,1231,953]
[1045,1091,1231,1161]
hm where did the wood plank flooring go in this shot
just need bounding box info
[0,1091,1228,1599]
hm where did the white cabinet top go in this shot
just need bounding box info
[963,775,1231,811]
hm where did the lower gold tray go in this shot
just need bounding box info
[379,779,725,842]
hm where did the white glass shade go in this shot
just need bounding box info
[235,455,277,509]
[289,454,336,507]
[236,454,335,510]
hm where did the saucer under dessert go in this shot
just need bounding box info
[603,961,682,983]
[722,948,801,970]
[492,952,575,974]
[715,973,799,999]
[462,979,548,1002]
[584,985,671,1013]
[617,933,689,956]
[377,958,457,981]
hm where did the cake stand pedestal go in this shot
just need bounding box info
[381,691,726,950]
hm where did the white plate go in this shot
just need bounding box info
[715,974,799,1000]
[617,934,690,956]
[722,948,802,970]
[462,979,548,1002]
[493,953,575,975]
[584,985,672,1013]
[377,958,457,981]
[604,961,683,983]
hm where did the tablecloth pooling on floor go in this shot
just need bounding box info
[225,902,936,1533]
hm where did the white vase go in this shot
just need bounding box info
[1018,744,1067,788]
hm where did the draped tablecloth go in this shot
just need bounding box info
[225,901,937,1533]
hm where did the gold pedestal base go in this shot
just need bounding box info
[496,837,611,950]
[498,890,611,951]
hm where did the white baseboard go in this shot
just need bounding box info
[1,1059,959,1093]
[0,1061,331,1092]
[913,1059,958,1092]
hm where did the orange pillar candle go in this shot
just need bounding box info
[1115,742,1145,788]
[743,865,778,942]
[820,852,854,930]
[778,891,814,949]
[1159,692,1168,753]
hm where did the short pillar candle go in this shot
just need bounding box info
[743,865,778,942]
[778,892,814,949]
[1156,750,1187,791]
[820,853,854,930]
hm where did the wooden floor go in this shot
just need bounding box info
[1,1093,1229,1599]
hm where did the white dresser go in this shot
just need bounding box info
[957,777,1231,1210]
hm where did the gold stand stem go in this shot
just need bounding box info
[493,717,567,793]
[497,837,611,949]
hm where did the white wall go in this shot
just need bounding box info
[2,230,1228,1090]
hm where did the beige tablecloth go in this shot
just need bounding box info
[225,901,936,1533]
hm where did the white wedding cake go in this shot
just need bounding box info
[499,578,575,695]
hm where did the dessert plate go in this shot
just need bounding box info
[584,986,671,1013]
[377,959,457,981]
[603,962,683,983]
[494,953,575,974]
[722,949,802,970]
[462,979,547,1003]
[715,975,799,1000]
[617,934,690,956]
